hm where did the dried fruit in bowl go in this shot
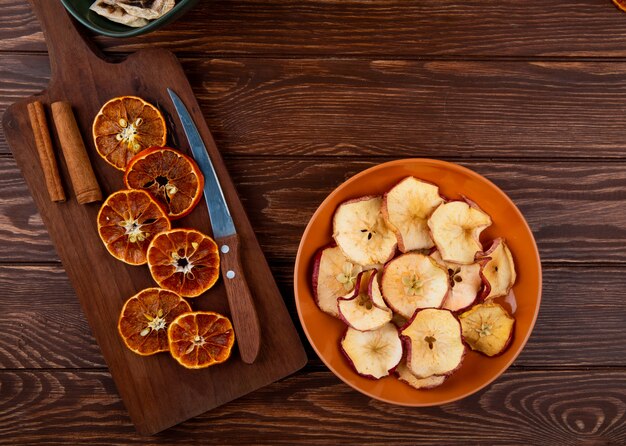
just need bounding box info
[381,252,449,318]
[309,173,520,392]
[400,308,465,378]
[332,196,397,266]
[477,238,517,299]
[382,176,443,252]
[395,359,446,390]
[338,270,393,331]
[312,245,363,318]
[459,302,515,357]
[428,200,491,264]
[340,322,403,379]
[430,251,484,312]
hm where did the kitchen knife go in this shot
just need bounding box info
[168,88,261,364]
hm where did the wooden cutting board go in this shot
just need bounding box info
[1,0,307,436]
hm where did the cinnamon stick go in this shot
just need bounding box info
[27,101,66,202]
[51,101,102,204]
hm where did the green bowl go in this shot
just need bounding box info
[60,0,200,38]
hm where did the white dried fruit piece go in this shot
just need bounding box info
[477,238,516,299]
[340,323,403,379]
[115,0,175,20]
[312,245,363,318]
[427,200,492,264]
[431,251,483,312]
[395,360,446,390]
[332,196,398,266]
[400,308,465,378]
[89,1,150,27]
[338,270,392,331]
[381,253,449,318]
[368,271,386,308]
[382,177,444,252]
[459,302,515,356]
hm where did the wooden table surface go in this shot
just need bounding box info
[2,1,626,444]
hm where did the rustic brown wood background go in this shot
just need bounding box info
[1,0,626,444]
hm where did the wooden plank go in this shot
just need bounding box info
[4,0,626,57]
[230,159,626,264]
[0,264,101,368]
[0,155,58,262]
[1,157,625,264]
[0,55,51,154]
[1,368,626,444]
[5,54,626,158]
[1,263,626,369]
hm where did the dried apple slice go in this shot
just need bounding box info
[312,245,363,318]
[381,253,449,318]
[340,323,403,379]
[333,196,398,266]
[427,200,492,264]
[431,251,483,312]
[368,271,387,307]
[395,360,446,390]
[477,238,517,299]
[400,308,465,378]
[459,302,515,356]
[382,177,444,252]
[338,271,392,331]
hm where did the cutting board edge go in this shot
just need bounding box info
[137,353,309,436]
[2,54,310,437]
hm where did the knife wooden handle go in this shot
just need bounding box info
[217,233,261,364]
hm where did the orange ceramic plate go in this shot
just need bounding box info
[294,159,542,406]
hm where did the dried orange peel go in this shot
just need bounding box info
[125,147,204,219]
[310,174,520,390]
[118,287,192,356]
[168,311,235,369]
[147,228,220,298]
[93,96,167,170]
[97,189,171,265]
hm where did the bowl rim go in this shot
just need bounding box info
[293,158,542,406]
[60,0,194,38]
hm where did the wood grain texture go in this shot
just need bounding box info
[0,265,101,369]
[6,54,626,158]
[2,369,626,445]
[2,0,626,442]
[2,263,626,369]
[229,159,626,264]
[0,156,58,262]
[2,157,625,264]
[4,0,626,57]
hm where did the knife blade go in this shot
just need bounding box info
[168,88,261,364]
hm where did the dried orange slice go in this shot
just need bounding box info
[125,147,204,219]
[168,311,235,369]
[92,96,167,170]
[147,228,220,297]
[118,287,192,356]
[97,190,171,265]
